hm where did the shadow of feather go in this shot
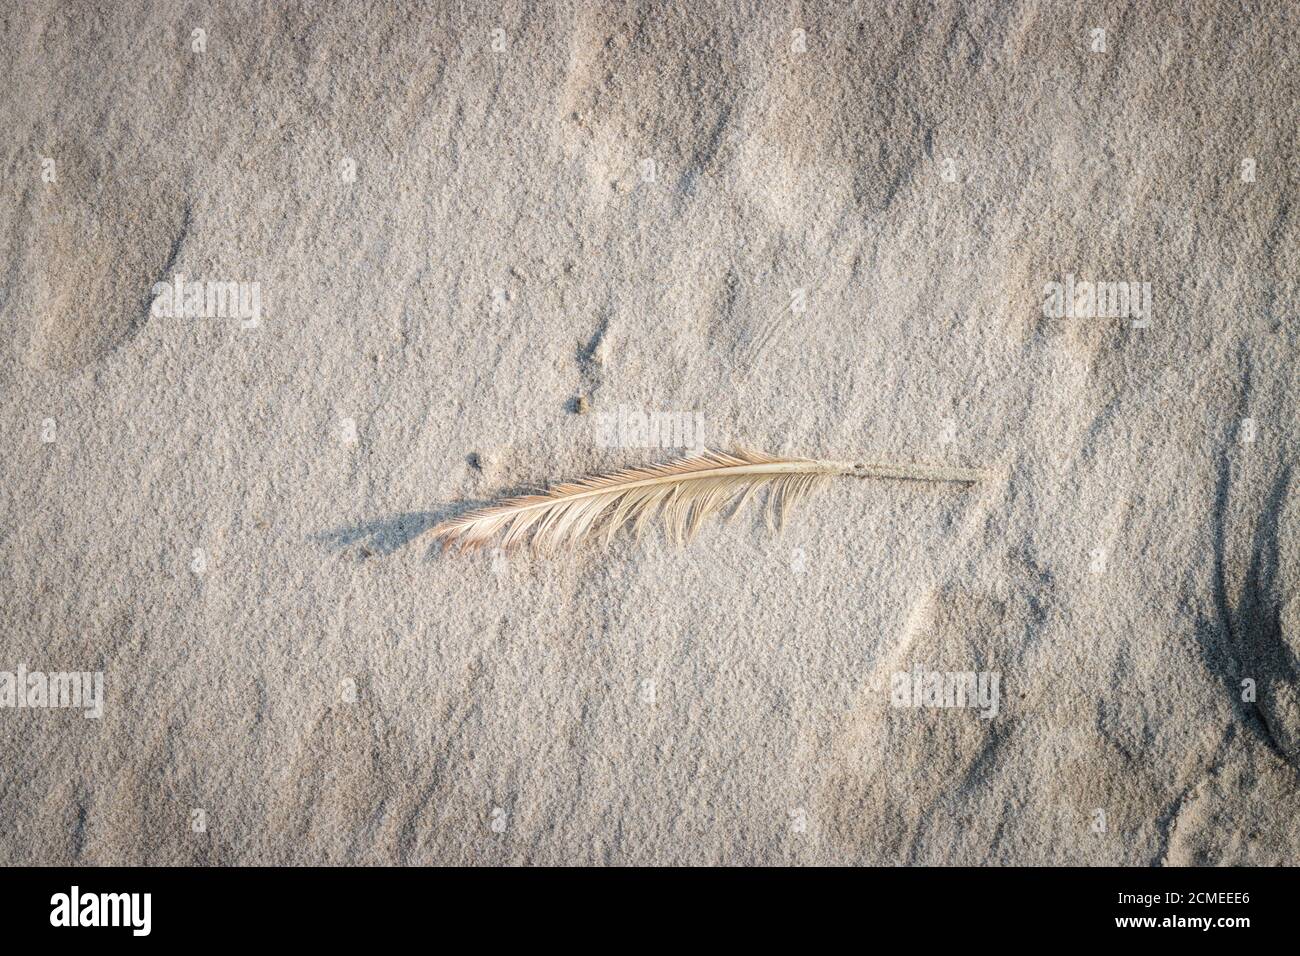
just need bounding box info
[313,504,483,560]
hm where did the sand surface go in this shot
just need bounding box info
[1,0,1297,864]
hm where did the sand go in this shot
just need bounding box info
[1,0,1297,865]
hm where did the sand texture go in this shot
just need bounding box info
[1,0,1298,865]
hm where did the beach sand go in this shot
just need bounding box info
[1,0,1297,864]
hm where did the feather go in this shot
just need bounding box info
[430,448,989,555]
